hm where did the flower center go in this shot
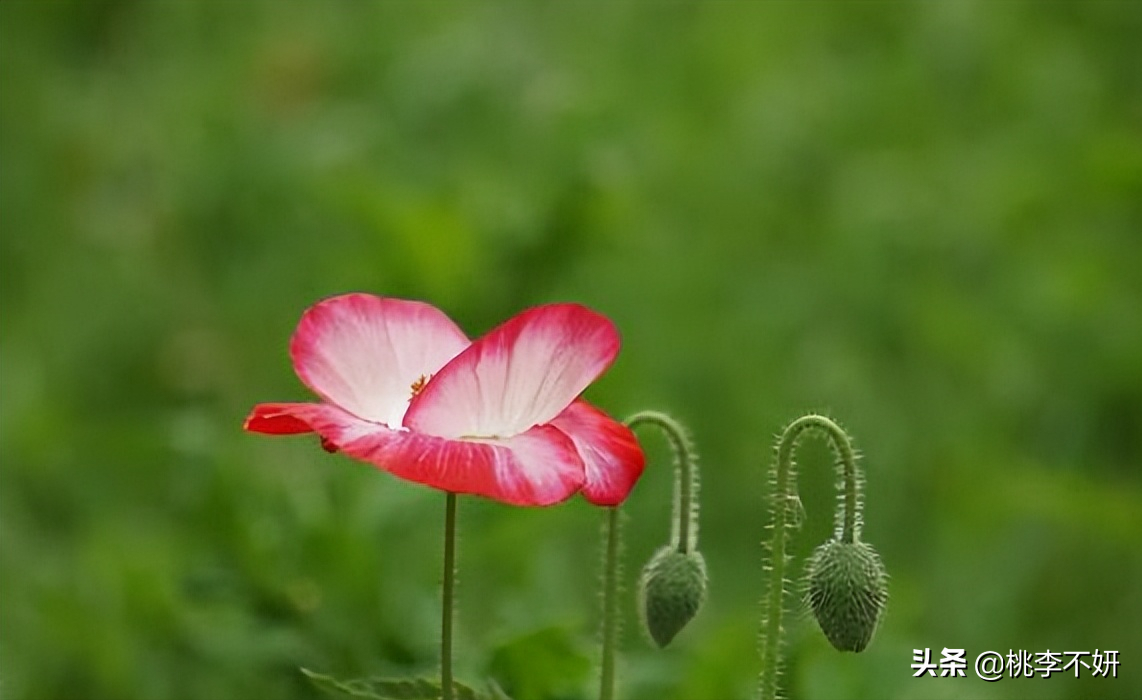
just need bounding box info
[409,374,430,399]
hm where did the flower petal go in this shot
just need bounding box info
[550,400,646,506]
[244,403,318,434]
[244,401,586,506]
[337,424,586,506]
[290,294,470,427]
[243,402,378,441]
[404,303,621,439]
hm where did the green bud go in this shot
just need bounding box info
[805,539,887,653]
[639,546,708,648]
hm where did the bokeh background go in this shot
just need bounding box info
[2,2,1140,699]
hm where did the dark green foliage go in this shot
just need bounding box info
[487,626,592,700]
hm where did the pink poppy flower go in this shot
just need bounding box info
[244,293,645,507]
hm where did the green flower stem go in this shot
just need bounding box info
[597,411,698,699]
[625,411,699,553]
[599,506,621,700]
[442,492,458,700]
[783,414,858,543]
[760,414,862,700]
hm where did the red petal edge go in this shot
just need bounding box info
[244,403,318,435]
[336,424,587,507]
[244,402,587,507]
[550,400,646,506]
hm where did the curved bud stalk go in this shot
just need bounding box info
[597,411,705,700]
[758,414,887,700]
[627,411,701,556]
[624,411,707,651]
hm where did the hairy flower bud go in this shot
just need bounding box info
[639,546,708,648]
[805,539,887,652]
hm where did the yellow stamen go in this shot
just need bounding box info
[410,374,429,398]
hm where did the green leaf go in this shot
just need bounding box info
[484,679,513,700]
[300,668,508,700]
[487,625,592,700]
[301,668,385,699]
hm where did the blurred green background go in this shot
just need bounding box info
[2,2,1140,699]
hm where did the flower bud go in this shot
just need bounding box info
[805,539,887,652]
[639,546,708,648]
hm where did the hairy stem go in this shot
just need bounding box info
[441,493,458,700]
[599,507,621,700]
[624,411,699,553]
[780,414,859,543]
[759,414,862,700]
[597,411,698,698]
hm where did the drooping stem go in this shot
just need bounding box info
[625,411,699,553]
[441,492,458,700]
[599,507,621,700]
[597,411,699,698]
[759,414,862,700]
